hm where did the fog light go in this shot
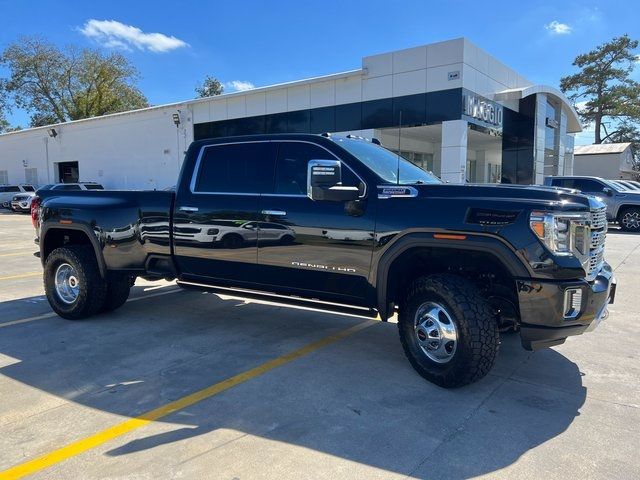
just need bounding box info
[563,288,582,319]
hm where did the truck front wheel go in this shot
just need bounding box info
[44,246,107,320]
[398,274,499,388]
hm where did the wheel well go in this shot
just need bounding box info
[384,247,519,328]
[43,228,95,264]
[617,204,640,218]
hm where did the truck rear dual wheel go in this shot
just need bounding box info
[398,274,499,388]
[44,246,131,319]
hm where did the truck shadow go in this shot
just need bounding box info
[0,287,586,478]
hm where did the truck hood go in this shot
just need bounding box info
[391,183,600,212]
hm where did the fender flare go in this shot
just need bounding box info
[40,223,107,278]
[374,232,531,320]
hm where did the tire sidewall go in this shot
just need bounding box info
[400,284,474,379]
[44,247,104,319]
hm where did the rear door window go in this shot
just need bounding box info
[195,142,276,194]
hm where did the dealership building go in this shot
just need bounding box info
[0,37,581,189]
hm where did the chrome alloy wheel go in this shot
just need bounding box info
[414,302,458,364]
[54,263,80,304]
[622,211,640,230]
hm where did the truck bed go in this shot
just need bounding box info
[37,189,175,272]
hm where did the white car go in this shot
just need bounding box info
[10,192,36,212]
[173,220,295,249]
[1,184,35,208]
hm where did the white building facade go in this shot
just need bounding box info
[0,38,581,189]
[573,143,636,179]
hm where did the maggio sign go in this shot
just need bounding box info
[463,93,503,129]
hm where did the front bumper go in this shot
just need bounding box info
[10,201,30,211]
[518,262,616,350]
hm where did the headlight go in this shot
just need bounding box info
[530,212,590,256]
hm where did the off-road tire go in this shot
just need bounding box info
[100,273,132,313]
[618,207,640,232]
[398,274,499,388]
[44,246,107,320]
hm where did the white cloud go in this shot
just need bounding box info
[225,80,255,92]
[574,100,588,113]
[545,20,572,35]
[79,19,188,53]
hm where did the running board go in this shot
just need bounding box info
[177,280,380,319]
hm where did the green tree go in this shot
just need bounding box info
[195,75,224,98]
[1,36,149,128]
[560,34,640,144]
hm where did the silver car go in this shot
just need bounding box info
[545,175,640,231]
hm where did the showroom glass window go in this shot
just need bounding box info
[195,142,276,193]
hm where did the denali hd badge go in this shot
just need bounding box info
[378,186,418,199]
[291,261,356,273]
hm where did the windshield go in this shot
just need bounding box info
[334,138,441,185]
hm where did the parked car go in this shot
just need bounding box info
[544,175,640,231]
[10,192,36,212]
[614,180,640,191]
[0,184,35,208]
[34,134,615,388]
[37,182,104,192]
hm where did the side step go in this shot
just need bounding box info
[177,280,379,319]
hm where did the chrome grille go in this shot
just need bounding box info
[587,206,607,280]
[590,207,607,230]
[591,230,606,249]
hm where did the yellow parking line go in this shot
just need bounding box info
[0,320,374,479]
[0,288,182,328]
[0,272,40,281]
[0,251,37,258]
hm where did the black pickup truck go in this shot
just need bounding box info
[34,134,616,387]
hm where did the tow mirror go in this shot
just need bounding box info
[307,159,360,202]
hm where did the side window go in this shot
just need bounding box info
[7,186,20,192]
[195,142,276,193]
[274,142,333,195]
[572,179,604,193]
[551,179,572,188]
[274,142,361,195]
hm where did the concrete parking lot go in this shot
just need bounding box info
[0,211,639,479]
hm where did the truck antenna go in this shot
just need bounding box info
[397,110,402,185]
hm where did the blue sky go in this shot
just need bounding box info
[1,0,639,144]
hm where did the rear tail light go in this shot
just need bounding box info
[31,196,41,228]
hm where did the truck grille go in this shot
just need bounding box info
[591,207,607,230]
[587,206,607,280]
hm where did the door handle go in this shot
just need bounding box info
[261,210,286,216]
[179,206,199,212]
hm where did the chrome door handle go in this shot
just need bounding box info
[261,210,286,216]
[179,206,199,212]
